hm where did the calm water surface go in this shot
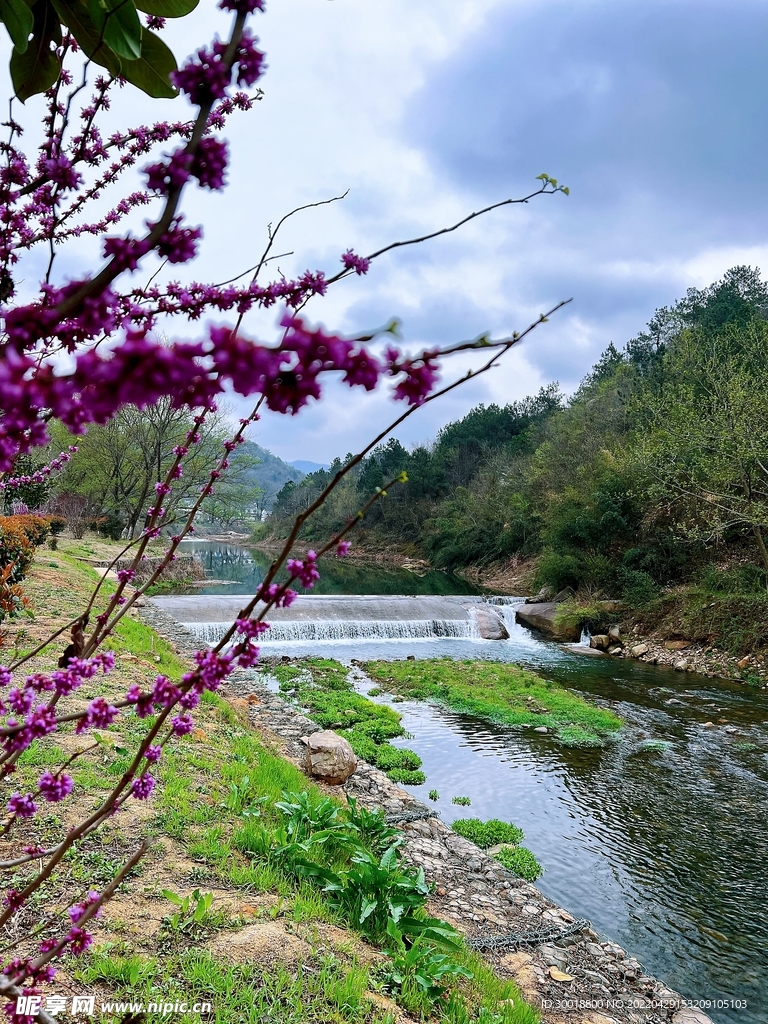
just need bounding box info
[179,542,768,1023]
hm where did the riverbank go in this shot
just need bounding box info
[3,540,543,1024]
[139,601,712,1024]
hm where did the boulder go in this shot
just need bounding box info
[664,640,690,651]
[515,602,579,640]
[673,660,690,672]
[303,730,357,785]
[608,624,621,642]
[590,634,611,651]
[630,643,649,657]
[552,586,575,604]
[474,605,510,640]
[607,645,623,656]
[525,586,553,605]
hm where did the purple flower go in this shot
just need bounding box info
[68,891,100,924]
[0,666,12,687]
[287,551,320,589]
[171,713,194,735]
[236,617,270,638]
[144,149,193,194]
[4,888,23,911]
[236,642,259,668]
[38,771,74,802]
[146,14,165,29]
[44,154,82,191]
[131,773,156,800]
[156,219,201,264]
[67,926,93,955]
[233,31,266,87]
[337,541,351,556]
[192,136,228,190]
[144,745,162,764]
[77,696,119,733]
[8,793,37,818]
[103,234,150,272]
[126,683,154,719]
[171,46,232,105]
[341,249,370,275]
[116,567,136,584]
[220,0,265,11]
[152,675,181,708]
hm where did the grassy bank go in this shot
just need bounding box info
[3,542,536,1024]
[363,659,622,747]
[271,658,427,784]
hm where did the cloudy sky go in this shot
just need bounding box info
[9,0,768,462]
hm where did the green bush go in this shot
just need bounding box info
[618,567,659,607]
[493,845,542,881]
[451,818,524,848]
[535,549,582,591]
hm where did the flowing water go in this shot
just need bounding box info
[159,543,768,1023]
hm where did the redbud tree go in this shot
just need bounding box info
[0,0,568,1016]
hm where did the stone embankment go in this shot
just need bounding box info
[138,600,712,1024]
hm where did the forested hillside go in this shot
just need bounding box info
[267,267,768,651]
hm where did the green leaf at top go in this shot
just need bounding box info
[135,0,198,16]
[87,0,143,60]
[0,0,34,53]
[51,0,123,75]
[11,1,62,101]
[119,27,177,99]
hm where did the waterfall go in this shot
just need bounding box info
[484,595,526,606]
[186,618,480,645]
[580,624,592,646]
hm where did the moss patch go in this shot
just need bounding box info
[363,658,622,746]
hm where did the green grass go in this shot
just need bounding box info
[493,845,542,882]
[270,659,427,785]
[450,819,524,849]
[363,658,622,746]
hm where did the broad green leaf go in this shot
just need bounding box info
[136,0,198,15]
[51,0,123,75]
[120,28,177,99]
[0,0,34,53]
[10,2,62,102]
[88,0,142,60]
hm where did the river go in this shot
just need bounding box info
[162,540,768,1023]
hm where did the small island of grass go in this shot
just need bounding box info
[363,658,622,747]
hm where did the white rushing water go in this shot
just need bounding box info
[187,617,480,645]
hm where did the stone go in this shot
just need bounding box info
[630,643,649,657]
[608,624,621,641]
[525,586,553,604]
[607,645,623,656]
[474,605,510,640]
[737,656,751,669]
[590,634,611,651]
[672,1010,716,1024]
[664,640,690,651]
[515,601,579,640]
[552,586,575,604]
[303,730,357,785]
[533,726,548,733]
[674,660,689,671]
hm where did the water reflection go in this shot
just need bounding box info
[177,539,483,597]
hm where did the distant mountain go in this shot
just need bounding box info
[235,442,305,511]
[290,460,330,474]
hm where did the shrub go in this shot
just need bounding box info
[535,549,582,592]
[0,516,36,584]
[451,818,524,848]
[617,567,659,607]
[493,845,542,882]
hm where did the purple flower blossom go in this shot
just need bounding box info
[341,249,370,275]
[287,550,320,589]
[156,219,202,263]
[171,46,232,105]
[76,696,119,733]
[116,567,136,584]
[337,541,351,556]
[236,618,270,638]
[171,713,194,735]
[131,773,156,800]
[68,891,100,924]
[144,745,162,764]
[67,926,93,955]
[126,683,154,718]
[233,31,266,87]
[193,136,228,190]
[220,0,265,11]
[7,793,37,818]
[38,772,74,802]
[152,675,181,708]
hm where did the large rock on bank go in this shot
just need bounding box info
[303,730,357,785]
[514,601,579,641]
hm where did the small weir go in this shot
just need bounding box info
[188,617,478,645]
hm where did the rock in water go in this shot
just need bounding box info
[590,634,611,651]
[475,606,510,640]
[304,730,357,784]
